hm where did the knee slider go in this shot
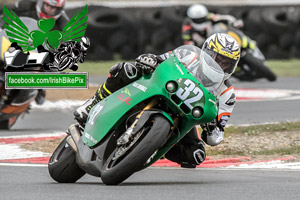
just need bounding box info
[183,140,206,165]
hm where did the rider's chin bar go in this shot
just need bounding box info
[4,72,88,89]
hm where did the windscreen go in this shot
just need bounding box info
[174,45,225,97]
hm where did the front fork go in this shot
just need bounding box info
[117,98,159,145]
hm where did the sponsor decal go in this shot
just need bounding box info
[175,63,184,75]
[124,87,131,96]
[118,93,131,105]
[133,82,147,92]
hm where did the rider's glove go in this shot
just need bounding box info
[232,19,244,29]
[191,33,205,47]
[135,54,158,74]
[201,118,224,146]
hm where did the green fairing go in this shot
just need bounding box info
[83,53,218,150]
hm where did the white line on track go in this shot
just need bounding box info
[0,143,51,160]
[0,132,64,139]
[226,160,300,170]
[0,163,47,167]
[0,132,63,160]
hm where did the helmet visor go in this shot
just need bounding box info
[42,2,63,16]
[204,49,238,75]
[196,50,225,97]
[191,17,206,24]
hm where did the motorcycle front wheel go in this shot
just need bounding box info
[48,136,86,183]
[101,115,170,185]
[0,114,19,130]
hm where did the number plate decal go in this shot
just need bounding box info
[176,79,203,109]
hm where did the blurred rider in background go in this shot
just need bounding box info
[0,0,69,30]
[182,4,244,47]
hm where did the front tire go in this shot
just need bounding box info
[0,116,18,130]
[0,119,10,130]
[101,115,170,185]
[48,136,86,183]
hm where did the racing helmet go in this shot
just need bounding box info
[187,4,208,24]
[202,33,240,80]
[36,0,66,20]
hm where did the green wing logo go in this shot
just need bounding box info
[61,5,88,43]
[3,5,88,51]
[2,5,34,52]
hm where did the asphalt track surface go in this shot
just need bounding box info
[1,166,300,200]
[0,77,300,199]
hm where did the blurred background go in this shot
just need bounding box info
[2,0,300,61]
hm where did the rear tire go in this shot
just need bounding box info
[48,136,86,183]
[242,53,277,81]
[101,115,170,185]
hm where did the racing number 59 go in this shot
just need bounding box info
[176,79,203,109]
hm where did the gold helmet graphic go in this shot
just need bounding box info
[202,33,240,79]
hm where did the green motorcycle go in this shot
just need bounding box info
[48,45,224,185]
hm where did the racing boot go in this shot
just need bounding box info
[74,61,137,127]
[165,127,206,168]
[35,89,46,105]
[73,83,110,127]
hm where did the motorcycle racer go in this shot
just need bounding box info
[72,33,240,168]
[0,0,69,30]
[182,4,243,47]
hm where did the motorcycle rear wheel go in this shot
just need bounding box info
[48,136,86,183]
[243,53,277,81]
[101,115,170,185]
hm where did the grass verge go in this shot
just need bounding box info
[266,59,300,77]
[206,121,300,159]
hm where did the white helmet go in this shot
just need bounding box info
[187,4,208,24]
